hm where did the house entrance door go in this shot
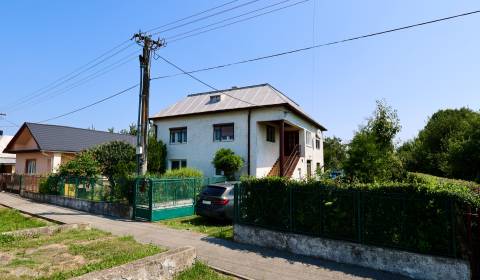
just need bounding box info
[284,131,299,155]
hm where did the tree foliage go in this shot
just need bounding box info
[57,151,100,177]
[90,141,136,180]
[323,136,347,170]
[344,100,404,183]
[212,148,244,180]
[147,137,167,174]
[399,108,480,182]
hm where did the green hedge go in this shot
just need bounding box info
[237,177,480,259]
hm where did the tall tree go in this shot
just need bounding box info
[344,100,404,183]
[323,136,347,170]
[147,137,167,174]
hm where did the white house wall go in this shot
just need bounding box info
[153,105,324,179]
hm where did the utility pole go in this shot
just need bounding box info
[132,31,165,175]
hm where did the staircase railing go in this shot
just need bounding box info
[283,144,300,176]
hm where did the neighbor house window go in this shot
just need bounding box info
[171,160,187,170]
[213,123,234,141]
[26,159,36,174]
[170,127,187,144]
[315,138,321,149]
[266,125,275,142]
[215,168,224,176]
[306,131,312,147]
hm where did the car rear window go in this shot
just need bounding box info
[202,186,226,196]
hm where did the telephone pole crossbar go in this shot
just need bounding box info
[132,32,165,175]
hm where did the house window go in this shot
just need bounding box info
[171,160,187,170]
[213,123,234,141]
[315,138,321,149]
[215,168,224,176]
[266,125,275,142]
[26,159,36,174]
[306,131,312,147]
[170,127,187,144]
[209,95,221,103]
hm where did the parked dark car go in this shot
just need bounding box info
[195,182,237,221]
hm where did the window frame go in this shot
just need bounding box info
[169,127,188,144]
[305,131,312,147]
[25,159,36,174]
[266,125,275,143]
[213,123,234,142]
[170,159,187,170]
[315,137,321,149]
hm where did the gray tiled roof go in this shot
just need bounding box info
[151,83,326,130]
[7,123,136,153]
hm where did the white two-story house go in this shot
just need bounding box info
[150,84,326,179]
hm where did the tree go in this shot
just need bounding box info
[399,108,480,181]
[57,151,100,177]
[147,137,167,174]
[119,123,138,136]
[91,141,136,181]
[344,100,404,183]
[212,148,244,180]
[323,136,347,170]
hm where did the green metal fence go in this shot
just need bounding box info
[134,176,226,221]
[235,184,462,258]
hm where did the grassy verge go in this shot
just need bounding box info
[175,262,231,280]
[0,207,50,233]
[0,228,163,280]
[158,215,233,240]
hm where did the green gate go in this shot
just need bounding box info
[133,177,226,221]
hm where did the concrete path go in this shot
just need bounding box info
[0,192,409,280]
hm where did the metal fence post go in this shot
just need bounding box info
[356,191,363,243]
[234,183,239,224]
[450,199,457,258]
[148,179,153,221]
[132,178,137,220]
[289,187,294,231]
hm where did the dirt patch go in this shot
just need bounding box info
[0,252,13,265]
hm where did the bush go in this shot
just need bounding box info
[147,137,167,174]
[39,175,61,195]
[212,148,243,180]
[162,167,203,179]
[57,151,100,177]
[238,176,480,259]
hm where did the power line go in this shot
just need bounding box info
[152,9,480,80]
[145,0,242,33]
[149,0,261,36]
[166,0,294,42]
[38,84,139,124]
[36,9,480,123]
[167,0,309,43]
[158,56,260,107]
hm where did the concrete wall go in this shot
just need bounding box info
[73,246,196,280]
[153,106,324,179]
[234,224,470,280]
[15,152,75,175]
[21,191,132,219]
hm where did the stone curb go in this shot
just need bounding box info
[72,246,197,280]
[2,223,91,237]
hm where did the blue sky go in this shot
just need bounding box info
[0,0,479,143]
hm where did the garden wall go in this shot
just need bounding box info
[234,224,470,280]
[21,191,132,219]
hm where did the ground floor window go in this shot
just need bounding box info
[215,168,224,176]
[171,159,187,170]
[26,159,36,174]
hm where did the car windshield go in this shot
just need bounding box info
[202,186,226,196]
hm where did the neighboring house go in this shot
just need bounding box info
[0,134,16,173]
[4,122,136,175]
[150,83,326,179]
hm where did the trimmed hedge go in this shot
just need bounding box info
[237,176,480,259]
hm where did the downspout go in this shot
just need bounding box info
[247,109,251,176]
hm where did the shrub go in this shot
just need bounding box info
[162,167,203,179]
[91,141,136,181]
[39,175,62,195]
[147,137,167,174]
[212,148,243,180]
[238,176,480,259]
[57,151,100,177]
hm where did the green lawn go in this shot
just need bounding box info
[175,262,231,280]
[158,215,233,240]
[0,228,164,280]
[0,207,50,233]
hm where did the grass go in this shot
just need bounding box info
[0,228,164,280]
[174,262,231,280]
[158,215,233,240]
[0,207,50,233]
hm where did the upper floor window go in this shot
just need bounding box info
[26,159,36,174]
[315,138,321,149]
[214,123,234,142]
[266,125,275,142]
[306,131,312,147]
[170,127,187,144]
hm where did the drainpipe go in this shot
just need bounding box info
[247,109,251,176]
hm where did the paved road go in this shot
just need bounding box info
[0,192,409,280]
